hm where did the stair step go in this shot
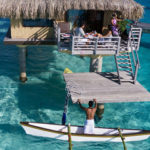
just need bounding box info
[117,56,129,58]
[119,70,133,74]
[120,79,134,82]
[124,70,133,73]
[119,66,132,69]
[119,49,130,53]
[117,58,130,60]
[118,62,131,65]
[118,54,129,56]
[119,69,132,72]
[117,55,129,57]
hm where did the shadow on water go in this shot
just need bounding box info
[0,18,68,123]
[15,45,66,122]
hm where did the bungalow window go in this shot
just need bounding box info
[22,19,54,27]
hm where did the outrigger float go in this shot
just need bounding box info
[20,122,150,142]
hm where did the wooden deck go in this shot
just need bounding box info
[64,72,150,103]
[4,28,56,45]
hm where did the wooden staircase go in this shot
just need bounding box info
[115,51,134,84]
[115,27,142,84]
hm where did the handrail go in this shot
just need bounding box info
[134,63,139,83]
[129,38,136,67]
[129,27,142,83]
[130,28,141,67]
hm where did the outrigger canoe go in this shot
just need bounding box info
[20,122,150,142]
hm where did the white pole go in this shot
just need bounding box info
[96,103,104,119]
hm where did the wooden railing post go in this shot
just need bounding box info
[118,128,127,150]
[57,27,61,50]
[72,36,75,54]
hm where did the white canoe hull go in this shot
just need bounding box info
[20,122,150,142]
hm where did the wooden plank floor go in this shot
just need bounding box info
[64,72,150,103]
[4,29,56,45]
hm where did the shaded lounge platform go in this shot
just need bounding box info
[64,72,150,103]
[4,28,56,45]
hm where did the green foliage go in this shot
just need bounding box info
[118,20,129,32]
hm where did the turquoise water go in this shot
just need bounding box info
[0,2,150,150]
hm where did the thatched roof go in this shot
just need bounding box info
[0,0,143,20]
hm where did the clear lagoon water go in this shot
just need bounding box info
[0,1,150,149]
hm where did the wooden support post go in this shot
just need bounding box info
[118,128,127,150]
[90,56,103,72]
[18,46,27,82]
[68,123,72,150]
[96,103,104,119]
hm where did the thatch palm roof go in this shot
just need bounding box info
[0,0,143,20]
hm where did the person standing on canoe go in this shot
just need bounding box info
[77,99,97,134]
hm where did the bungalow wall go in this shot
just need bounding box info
[11,20,55,39]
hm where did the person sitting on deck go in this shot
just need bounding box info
[97,26,112,41]
[77,99,97,134]
[102,25,112,37]
[74,22,88,38]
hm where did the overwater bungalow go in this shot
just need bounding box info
[0,0,143,43]
[0,0,144,82]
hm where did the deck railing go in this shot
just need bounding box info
[57,27,121,55]
[71,36,121,55]
[57,27,71,51]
